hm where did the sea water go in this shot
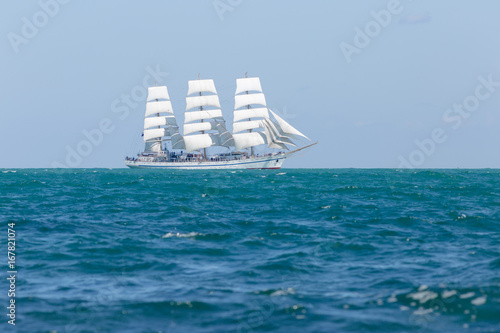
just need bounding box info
[1,169,499,332]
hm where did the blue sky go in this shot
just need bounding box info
[1,0,500,168]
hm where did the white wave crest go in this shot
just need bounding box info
[162,232,201,239]
[407,290,438,303]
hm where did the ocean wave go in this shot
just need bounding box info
[253,287,297,296]
[5,169,500,332]
[383,284,498,321]
[162,232,201,238]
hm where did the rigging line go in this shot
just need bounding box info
[127,120,145,155]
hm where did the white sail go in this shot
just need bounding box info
[169,126,185,149]
[233,107,269,122]
[263,118,294,143]
[268,140,287,150]
[187,79,217,96]
[262,117,296,140]
[145,101,174,117]
[144,116,177,129]
[184,133,220,153]
[235,77,263,95]
[183,121,218,136]
[262,118,296,147]
[186,95,221,111]
[234,93,266,110]
[262,123,288,150]
[147,86,170,102]
[172,136,185,149]
[143,128,167,141]
[144,140,162,153]
[184,109,223,123]
[233,120,263,134]
[183,78,231,153]
[233,132,267,151]
[217,122,234,147]
[270,110,310,140]
[141,86,180,152]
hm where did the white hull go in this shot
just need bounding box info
[125,154,286,170]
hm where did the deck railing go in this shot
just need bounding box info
[125,152,285,164]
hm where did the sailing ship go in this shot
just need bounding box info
[124,75,316,169]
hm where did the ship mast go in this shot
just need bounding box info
[231,75,269,153]
[183,77,231,154]
[155,81,162,152]
[231,75,308,152]
[199,74,207,160]
[245,72,254,157]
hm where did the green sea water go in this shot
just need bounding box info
[1,169,499,332]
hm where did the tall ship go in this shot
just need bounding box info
[125,75,316,169]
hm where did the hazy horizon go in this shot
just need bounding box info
[1,0,500,169]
